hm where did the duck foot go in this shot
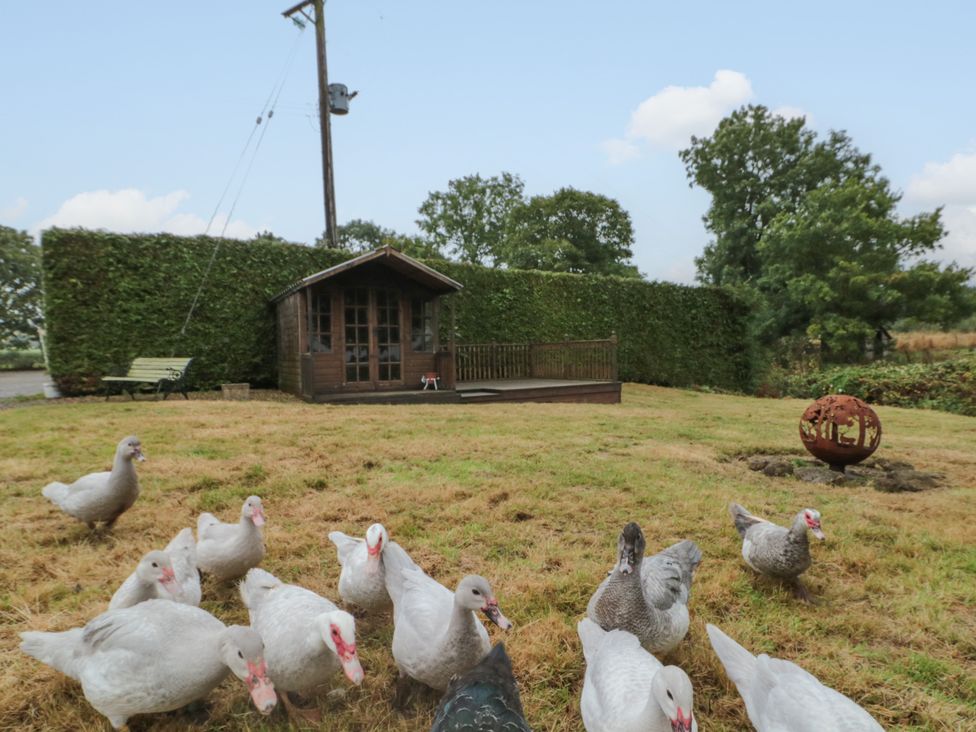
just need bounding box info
[792,580,819,604]
[393,672,416,712]
[281,691,321,724]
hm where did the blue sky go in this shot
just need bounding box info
[2,0,974,282]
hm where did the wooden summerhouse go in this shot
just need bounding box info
[272,247,462,402]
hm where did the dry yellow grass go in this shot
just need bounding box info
[1,385,974,731]
[893,331,976,353]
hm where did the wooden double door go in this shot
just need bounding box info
[343,287,402,386]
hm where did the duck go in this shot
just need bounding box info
[430,643,531,732]
[164,527,202,606]
[196,495,266,581]
[42,435,145,529]
[383,541,513,695]
[729,503,824,602]
[240,568,363,721]
[587,523,701,654]
[109,550,180,609]
[329,522,393,612]
[578,618,696,732]
[706,623,883,731]
[19,599,277,730]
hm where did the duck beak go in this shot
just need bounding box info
[812,525,825,540]
[340,651,364,685]
[482,598,513,630]
[133,446,146,462]
[160,567,179,595]
[617,555,634,575]
[251,507,266,527]
[672,708,694,731]
[245,660,277,715]
[367,536,382,558]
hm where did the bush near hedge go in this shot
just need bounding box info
[41,228,753,394]
[781,354,976,416]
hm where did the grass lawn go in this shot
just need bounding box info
[1,384,974,731]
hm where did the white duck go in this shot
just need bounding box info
[383,541,513,694]
[240,568,363,719]
[706,624,884,731]
[20,599,277,730]
[578,618,697,732]
[109,529,200,609]
[109,550,180,609]
[42,435,145,529]
[196,495,266,581]
[164,527,202,606]
[329,523,393,612]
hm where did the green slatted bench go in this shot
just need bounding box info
[102,357,194,401]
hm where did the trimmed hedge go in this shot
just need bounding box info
[782,354,976,416]
[41,229,753,394]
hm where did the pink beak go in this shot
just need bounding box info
[133,447,146,462]
[341,651,364,685]
[245,661,277,715]
[251,508,266,527]
[367,537,382,557]
[482,598,513,631]
[160,567,179,595]
[672,707,694,732]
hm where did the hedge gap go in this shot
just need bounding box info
[41,228,753,394]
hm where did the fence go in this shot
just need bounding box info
[455,337,617,382]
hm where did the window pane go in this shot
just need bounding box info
[390,364,400,380]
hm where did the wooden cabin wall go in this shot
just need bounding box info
[276,292,303,396]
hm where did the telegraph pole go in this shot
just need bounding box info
[283,0,338,247]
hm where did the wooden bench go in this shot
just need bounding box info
[102,357,194,401]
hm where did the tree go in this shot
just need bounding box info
[416,172,525,265]
[316,219,445,260]
[502,188,640,277]
[681,104,973,359]
[0,225,43,347]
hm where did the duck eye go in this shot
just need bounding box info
[472,589,481,595]
[238,651,244,659]
[151,562,158,568]
[667,690,673,701]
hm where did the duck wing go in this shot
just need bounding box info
[329,531,363,566]
[640,540,701,609]
[431,644,531,731]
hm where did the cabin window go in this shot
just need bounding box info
[308,290,332,353]
[411,299,434,352]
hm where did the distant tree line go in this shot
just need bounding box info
[314,173,641,278]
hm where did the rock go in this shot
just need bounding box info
[747,455,770,471]
[795,466,847,485]
[762,458,794,477]
[874,469,940,493]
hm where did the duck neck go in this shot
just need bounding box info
[444,601,481,656]
[110,452,136,482]
[789,514,811,545]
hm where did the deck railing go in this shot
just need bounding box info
[455,336,618,382]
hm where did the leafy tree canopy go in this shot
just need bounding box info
[0,225,43,347]
[681,104,973,360]
[416,172,525,266]
[503,188,640,277]
[315,219,445,261]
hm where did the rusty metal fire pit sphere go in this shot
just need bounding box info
[799,394,882,472]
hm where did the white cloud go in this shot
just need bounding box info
[600,138,641,165]
[936,205,976,272]
[626,70,754,150]
[1,196,28,222]
[907,151,976,205]
[33,188,258,239]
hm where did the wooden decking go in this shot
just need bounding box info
[310,378,620,405]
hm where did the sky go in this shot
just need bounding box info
[2,0,975,283]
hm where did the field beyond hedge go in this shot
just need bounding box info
[1,385,974,731]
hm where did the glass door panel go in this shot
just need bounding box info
[344,288,369,382]
[376,289,401,381]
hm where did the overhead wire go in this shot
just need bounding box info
[176,24,307,343]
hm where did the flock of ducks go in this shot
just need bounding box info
[20,435,886,731]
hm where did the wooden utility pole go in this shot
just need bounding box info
[283,0,338,247]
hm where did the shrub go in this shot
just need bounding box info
[41,228,753,394]
[0,349,44,371]
[781,354,976,416]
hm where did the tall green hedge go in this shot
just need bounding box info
[41,228,753,394]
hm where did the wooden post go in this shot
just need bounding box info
[282,0,338,247]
